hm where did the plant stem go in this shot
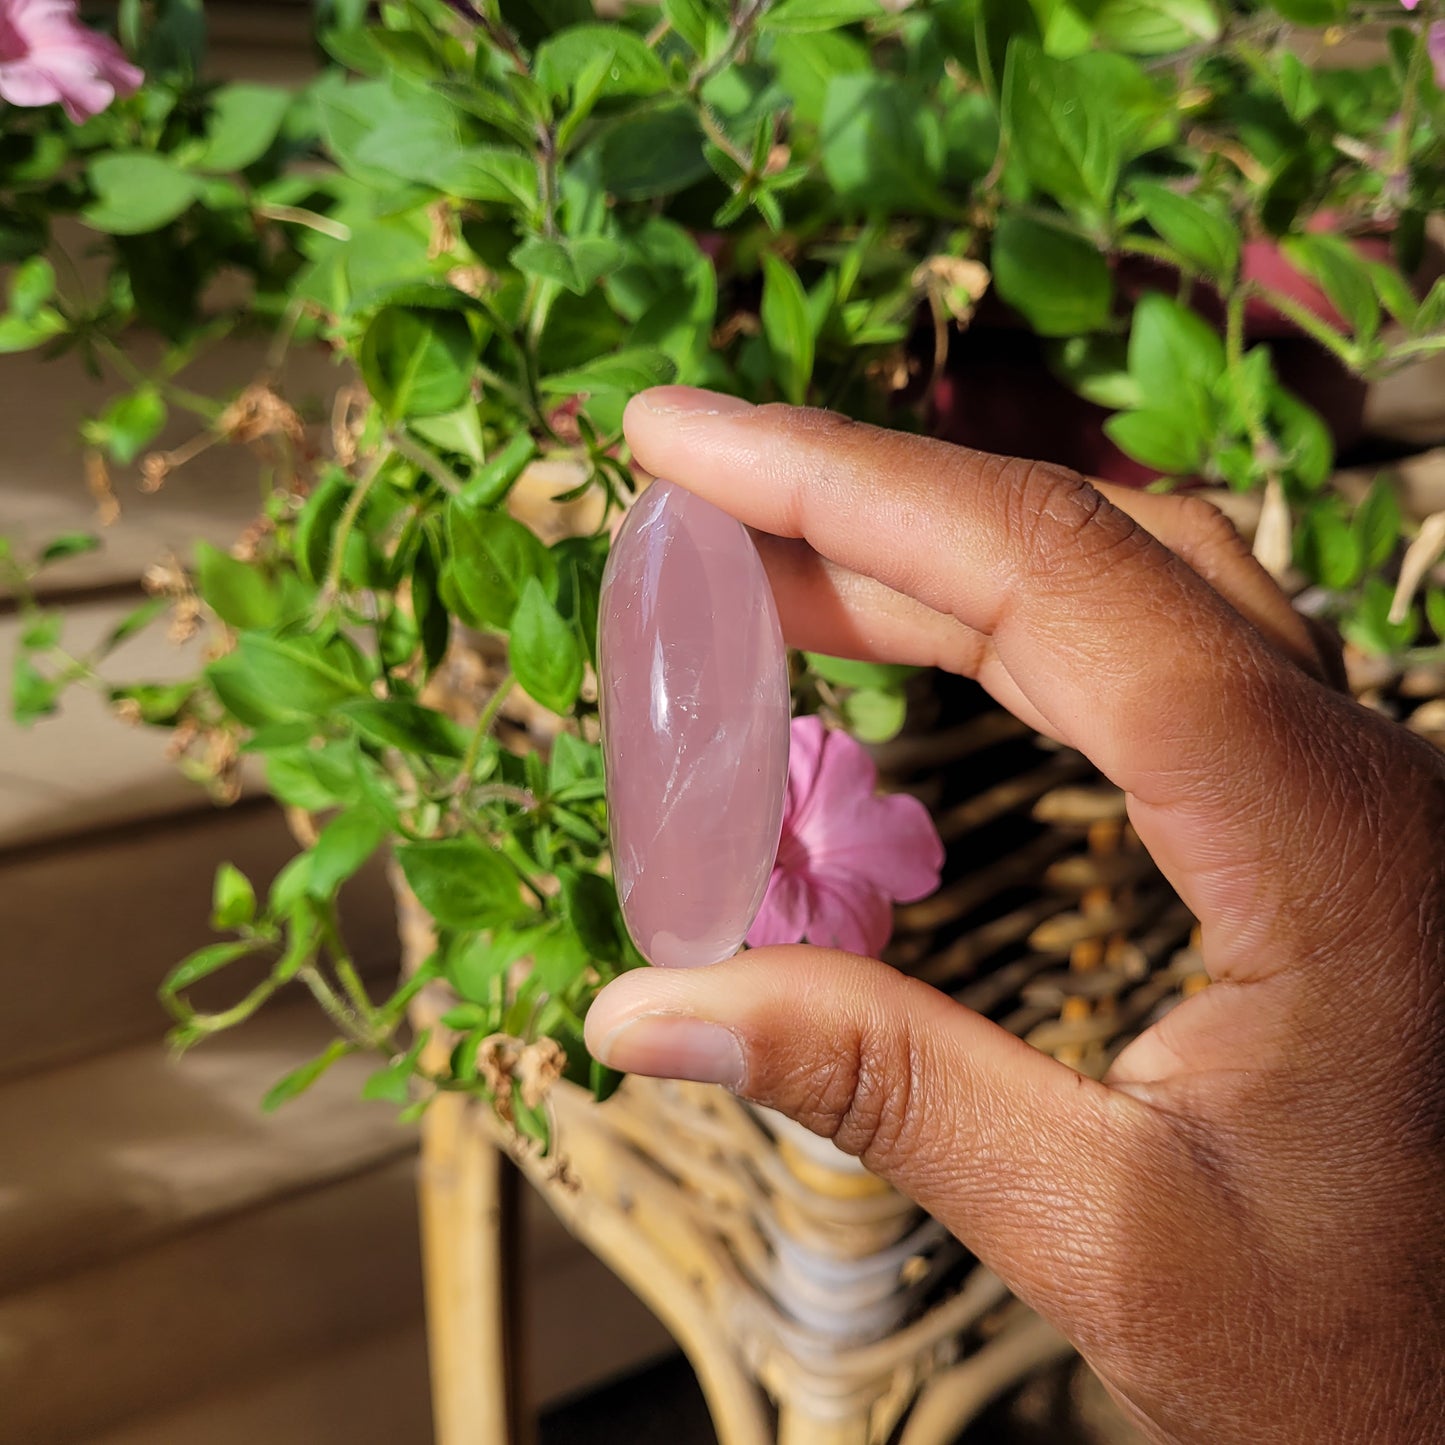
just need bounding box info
[690,0,771,92]
[316,444,394,619]
[459,675,515,786]
[186,979,278,1035]
[255,204,351,242]
[1390,2,1433,184]
[390,430,464,495]
[1243,282,1360,370]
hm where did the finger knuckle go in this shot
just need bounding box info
[794,1020,924,1169]
[1173,493,1250,562]
[1000,460,1143,584]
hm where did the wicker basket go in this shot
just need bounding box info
[404,543,1445,1445]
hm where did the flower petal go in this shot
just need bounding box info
[815,791,945,904]
[782,715,827,823]
[746,865,813,949]
[803,874,894,958]
[1430,21,1445,87]
[789,720,878,844]
[0,61,63,107]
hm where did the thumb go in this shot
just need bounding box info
[585,947,1150,1316]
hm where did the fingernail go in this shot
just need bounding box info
[634,386,755,418]
[594,1015,746,1088]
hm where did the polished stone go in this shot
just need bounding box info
[599,481,790,968]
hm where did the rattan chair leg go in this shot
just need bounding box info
[896,1314,1074,1445]
[419,1092,517,1445]
[775,1405,873,1445]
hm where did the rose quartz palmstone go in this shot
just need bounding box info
[599,480,790,968]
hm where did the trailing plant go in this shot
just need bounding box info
[3,0,1444,1142]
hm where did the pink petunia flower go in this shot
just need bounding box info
[747,716,945,958]
[0,0,142,125]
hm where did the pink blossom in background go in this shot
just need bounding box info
[1431,22,1445,87]
[746,716,945,959]
[0,0,142,124]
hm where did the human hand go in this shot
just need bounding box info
[584,388,1445,1445]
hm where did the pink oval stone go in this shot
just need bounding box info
[599,480,790,968]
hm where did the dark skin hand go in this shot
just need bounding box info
[584,387,1445,1445]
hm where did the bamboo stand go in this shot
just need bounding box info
[408,612,1445,1444]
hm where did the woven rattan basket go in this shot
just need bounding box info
[403,511,1445,1445]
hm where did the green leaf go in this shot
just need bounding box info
[1269,387,1332,490]
[1342,576,1415,655]
[1276,50,1321,123]
[359,307,479,421]
[1365,261,1418,329]
[1130,182,1240,281]
[590,1057,626,1102]
[411,407,486,465]
[39,532,101,565]
[199,84,293,173]
[535,25,669,97]
[1352,479,1401,572]
[194,542,279,631]
[83,155,204,236]
[842,687,907,743]
[1047,335,1142,409]
[11,655,58,725]
[1297,505,1364,590]
[445,499,557,631]
[162,940,255,997]
[558,868,624,964]
[1269,0,1345,22]
[820,74,944,213]
[1002,41,1120,216]
[1104,408,1206,474]
[421,146,539,208]
[295,471,351,586]
[460,431,537,508]
[511,235,627,296]
[597,104,708,200]
[20,611,62,651]
[104,598,169,654]
[263,742,361,811]
[211,863,257,931]
[510,577,584,715]
[760,254,814,406]
[449,925,546,1003]
[340,698,468,759]
[1127,292,1226,406]
[220,633,369,719]
[1426,587,1445,642]
[1414,279,1445,338]
[1281,234,1380,344]
[307,807,388,898]
[990,216,1113,337]
[9,256,55,318]
[362,1058,415,1106]
[0,308,66,354]
[397,837,532,930]
[261,1041,354,1113]
[804,654,917,690]
[87,387,168,467]
[540,347,676,400]
[1085,0,1220,55]
[761,0,882,32]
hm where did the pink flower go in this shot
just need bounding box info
[1431,22,1445,88]
[0,0,142,124]
[747,716,944,958]
[1401,0,1419,9]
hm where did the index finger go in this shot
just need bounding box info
[622,387,1410,978]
